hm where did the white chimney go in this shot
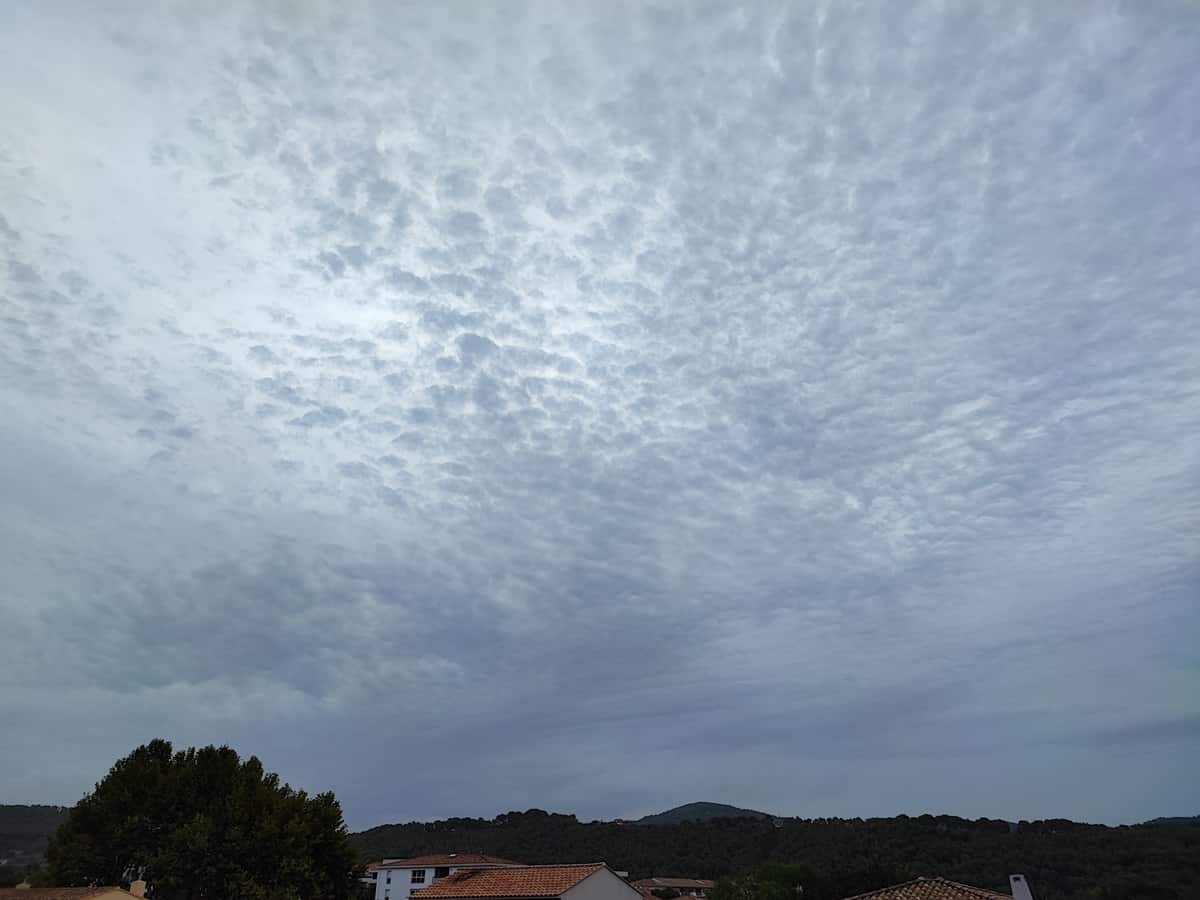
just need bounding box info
[1009,874,1034,900]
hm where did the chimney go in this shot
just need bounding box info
[1009,875,1034,900]
[129,880,147,898]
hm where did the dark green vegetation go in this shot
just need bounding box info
[637,803,773,825]
[0,805,68,885]
[351,810,1200,900]
[44,741,359,900]
[1143,816,1200,826]
[11,790,1200,900]
[0,804,67,865]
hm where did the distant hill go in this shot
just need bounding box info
[347,808,1200,899]
[0,804,67,866]
[1143,815,1200,825]
[636,802,773,825]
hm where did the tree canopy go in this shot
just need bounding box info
[351,811,1200,899]
[46,740,359,900]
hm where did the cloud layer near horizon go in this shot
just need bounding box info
[1,1,1197,827]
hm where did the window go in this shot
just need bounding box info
[386,875,392,884]
[411,870,426,884]
[434,868,450,879]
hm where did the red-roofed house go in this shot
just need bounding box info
[0,883,147,900]
[411,863,644,900]
[841,876,1011,900]
[0,889,145,900]
[369,854,525,900]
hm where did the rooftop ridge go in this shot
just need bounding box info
[841,876,1010,900]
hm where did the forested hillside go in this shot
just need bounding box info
[0,805,67,864]
[350,809,1200,900]
[8,801,1200,898]
[637,803,773,825]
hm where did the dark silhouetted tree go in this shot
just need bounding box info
[46,740,359,900]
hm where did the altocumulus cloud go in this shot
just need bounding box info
[0,1,1198,826]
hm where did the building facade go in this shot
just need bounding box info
[369,854,524,900]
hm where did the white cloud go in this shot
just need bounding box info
[0,0,1197,827]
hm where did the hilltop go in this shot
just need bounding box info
[636,802,773,825]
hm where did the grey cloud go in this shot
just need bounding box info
[0,213,19,242]
[386,269,428,293]
[248,344,281,364]
[9,259,40,284]
[256,377,307,405]
[377,322,408,341]
[290,406,349,428]
[431,273,478,297]
[438,169,478,202]
[1058,715,1200,749]
[365,178,400,208]
[376,485,406,507]
[406,407,436,425]
[456,332,498,367]
[337,244,369,269]
[0,0,1197,831]
[443,210,487,242]
[420,304,486,333]
[317,250,346,277]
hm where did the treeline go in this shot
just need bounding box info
[0,805,68,858]
[350,810,1200,900]
[0,804,68,883]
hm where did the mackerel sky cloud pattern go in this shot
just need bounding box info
[1,1,1198,826]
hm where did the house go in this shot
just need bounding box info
[0,883,147,900]
[842,876,1011,900]
[411,863,644,900]
[370,854,524,900]
[631,878,715,898]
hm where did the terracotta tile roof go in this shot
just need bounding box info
[843,877,1010,900]
[375,855,524,869]
[411,864,605,898]
[0,890,135,900]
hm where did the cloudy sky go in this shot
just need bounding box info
[2,1,1198,829]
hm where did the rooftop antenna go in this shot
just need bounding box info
[1009,874,1035,900]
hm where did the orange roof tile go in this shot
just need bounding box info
[843,877,1010,900]
[411,864,606,898]
[0,890,135,900]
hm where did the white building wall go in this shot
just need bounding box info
[562,868,646,900]
[374,866,452,900]
[374,864,523,900]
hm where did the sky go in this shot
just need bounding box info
[1,0,1198,830]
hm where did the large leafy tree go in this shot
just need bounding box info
[47,740,359,900]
